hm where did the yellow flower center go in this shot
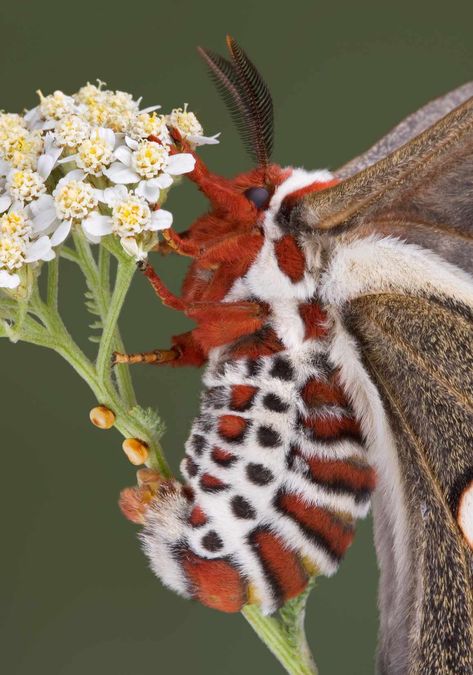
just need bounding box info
[167,104,203,138]
[0,211,31,239]
[0,129,43,169]
[54,180,98,220]
[8,169,45,201]
[55,115,90,148]
[112,195,151,237]
[77,135,113,176]
[132,140,169,179]
[0,236,26,270]
[129,112,169,141]
[38,90,76,120]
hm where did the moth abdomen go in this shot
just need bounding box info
[141,338,375,614]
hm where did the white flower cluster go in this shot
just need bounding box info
[0,82,219,288]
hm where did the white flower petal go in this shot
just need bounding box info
[10,200,23,212]
[187,132,221,146]
[82,213,114,237]
[125,136,139,151]
[24,106,39,123]
[139,105,161,114]
[103,162,139,184]
[83,231,101,244]
[97,127,115,147]
[44,132,62,158]
[0,269,20,288]
[31,207,58,233]
[156,173,173,189]
[55,169,85,188]
[24,235,53,262]
[165,153,196,176]
[0,193,12,213]
[120,236,147,260]
[29,194,54,216]
[149,208,173,231]
[50,220,72,246]
[57,154,78,165]
[37,153,57,180]
[113,145,133,165]
[0,160,10,176]
[42,248,56,261]
[102,184,128,206]
[41,120,57,131]
[135,179,160,203]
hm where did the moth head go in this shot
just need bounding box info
[168,36,337,247]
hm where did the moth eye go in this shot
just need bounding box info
[244,186,271,209]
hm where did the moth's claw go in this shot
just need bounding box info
[111,351,121,367]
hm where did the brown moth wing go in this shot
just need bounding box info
[343,292,473,674]
[336,81,473,180]
[286,90,473,274]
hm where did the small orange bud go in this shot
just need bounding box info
[136,468,163,491]
[89,405,116,429]
[122,438,149,465]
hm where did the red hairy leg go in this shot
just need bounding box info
[161,228,201,257]
[159,127,257,225]
[187,300,268,351]
[114,261,268,366]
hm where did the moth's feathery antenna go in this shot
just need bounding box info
[198,36,274,166]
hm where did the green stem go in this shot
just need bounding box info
[26,285,170,477]
[96,258,135,390]
[55,333,169,475]
[60,245,80,265]
[242,584,318,675]
[72,231,136,409]
[47,254,59,310]
[98,245,110,291]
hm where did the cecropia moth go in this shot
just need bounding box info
[117,36,473,673]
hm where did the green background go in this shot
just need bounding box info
[1,1,472,673]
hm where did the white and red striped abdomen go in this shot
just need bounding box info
[141,174,376,613]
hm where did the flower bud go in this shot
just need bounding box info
[136,467,162,490]
[89,405,116,429]
[122,438,149,465]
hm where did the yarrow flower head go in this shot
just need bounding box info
[103,137,195,204]
[54,115,90,148]
[167,104,220,146]
[82,185,173,258]
[53,175,99,220]
[132,140,170,179]
[0,168,46,213]
[0,113,27,137]
[38,90,77,121]
[0,81,219,271]
[29,170,102,246]
[127,111,171,143]
[0,208,55,289]
[0,127,43,170]
[62,127,116,177]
